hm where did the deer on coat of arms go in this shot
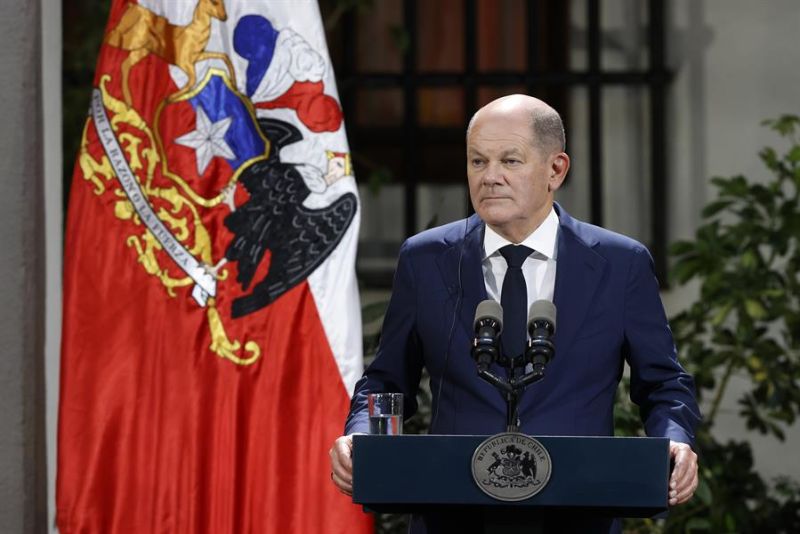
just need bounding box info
[104,0,237,107]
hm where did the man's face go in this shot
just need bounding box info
[467,110,562,242]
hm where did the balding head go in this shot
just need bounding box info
[465,93,570,243]
[467,94,566,155]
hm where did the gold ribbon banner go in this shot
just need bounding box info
[90,88,216,306]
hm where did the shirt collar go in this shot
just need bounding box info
[483,207,559,260]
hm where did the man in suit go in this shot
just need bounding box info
[330,95,700,529]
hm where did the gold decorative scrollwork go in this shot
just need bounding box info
[77,73,263,365]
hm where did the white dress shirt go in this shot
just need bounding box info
[482,207,559,311]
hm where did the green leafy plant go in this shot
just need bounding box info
[620,116,800,533]
[667,115,800,532]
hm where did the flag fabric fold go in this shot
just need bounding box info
[57,1,370,532]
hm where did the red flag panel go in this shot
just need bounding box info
[58,1,370,532]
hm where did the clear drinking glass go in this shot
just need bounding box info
[368,392,403,435]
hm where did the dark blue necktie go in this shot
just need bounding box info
[499,245,533,361]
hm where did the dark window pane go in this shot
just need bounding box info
[418,142,465,184]
[357,183,406,287]
[417,184,469,232]
[601,87,651,244]
[419,88,465,127]
[559,87,591,221]
[534,1,571,73]
[601,0,650,71]
[477,85,526,107]
[477,0,527,71]
[355,0,404,73]
[358,184,406,244]
[354,88,403,126]
[418,0,465,72]
[568,0,588,71]
[352,144,405,184]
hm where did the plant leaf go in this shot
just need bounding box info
[744,299,767,320]
[701,199,734,219]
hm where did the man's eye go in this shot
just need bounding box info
[504,159,520,165]
[471,159,485,166]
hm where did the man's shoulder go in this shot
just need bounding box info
[401,216,477,255]
[560,209,649,258]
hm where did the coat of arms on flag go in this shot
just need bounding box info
[58,1,370,532]
[76,0,359,367]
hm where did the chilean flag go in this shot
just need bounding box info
[57,1,371,532]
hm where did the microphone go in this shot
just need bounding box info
[526,300,556,374]
[472,300,503,372]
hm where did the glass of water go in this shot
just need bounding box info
[368,392,403,435]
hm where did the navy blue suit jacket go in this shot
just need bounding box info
[346,203,700,445]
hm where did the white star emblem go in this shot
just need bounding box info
[175,106,236,176]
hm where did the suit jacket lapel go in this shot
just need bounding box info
[552,205,607,358]
[433,207,606,376]
[433,207,607,354]
[435,214,486,339]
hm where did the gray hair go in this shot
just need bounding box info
[530,105,566,153]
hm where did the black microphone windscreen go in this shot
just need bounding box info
[475,299,503,332]
[528,300,556,333]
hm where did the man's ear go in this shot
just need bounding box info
[548,152,570,192]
